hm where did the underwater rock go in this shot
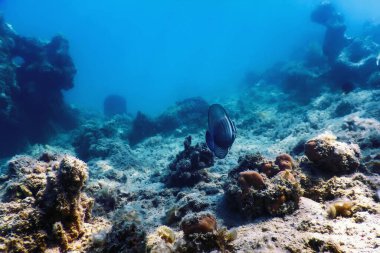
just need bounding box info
[165,136,214,187]
[225,153,301,218]
[363,21,380,44]
[72,117,138,170]
[304,132,361,174]
[310,2,380,88]
[128,111,158,146]
[322,22,350,63]
[100,218,147,253]
[128,97,208,145]
[340,115,380,153]
[304,43,328,68]
[298,159,379,212]
[365,154,380,174]
[367,71,380,88]
[334,101,354,117]
[165,192,209,226]
[157,96,208,133]
[40,156,93,244]
[180,212,217,235]
[177,212,236,253]
[0,198,47,252]
[307,238,344,253]
[86,179,121,215]
[310,1,343,27]
[0,153,96,252]
[311,1,350,61]
[278,62,324,103]
[0,17,78,158]
[103,94,127,117]
[329,38,379,86]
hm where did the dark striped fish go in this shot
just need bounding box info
[206,104,237,158]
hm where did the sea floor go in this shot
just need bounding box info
[1,86,379,253]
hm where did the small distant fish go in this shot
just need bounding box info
[206,104,237,159]
[377,53,380,66]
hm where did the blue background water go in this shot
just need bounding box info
[0,0,379,115]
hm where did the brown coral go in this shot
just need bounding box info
[180,212,217,236]
[260,161,277,177]
[277,170,297,184]
[238,171,265,190]
[267,194,287,214]
[275,154,294,171]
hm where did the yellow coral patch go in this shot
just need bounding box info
[156,226,176,244]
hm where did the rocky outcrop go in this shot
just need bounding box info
[304,132,361,174]
[0,16,77,157]
[128,97,209,145]
[165,136,214,187]
[0,153,95,252]
[225,154,302,218]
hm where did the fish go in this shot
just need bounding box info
[206,104,237,158]
[377,53,380,66]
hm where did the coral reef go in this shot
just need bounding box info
[0,3,379,253]
[225,153,302,218]
[165,136,214,187]
[0,153,99,252]
[304,132,361,174]
[0,16,78,158]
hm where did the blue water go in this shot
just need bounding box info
[1,0,379,115]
